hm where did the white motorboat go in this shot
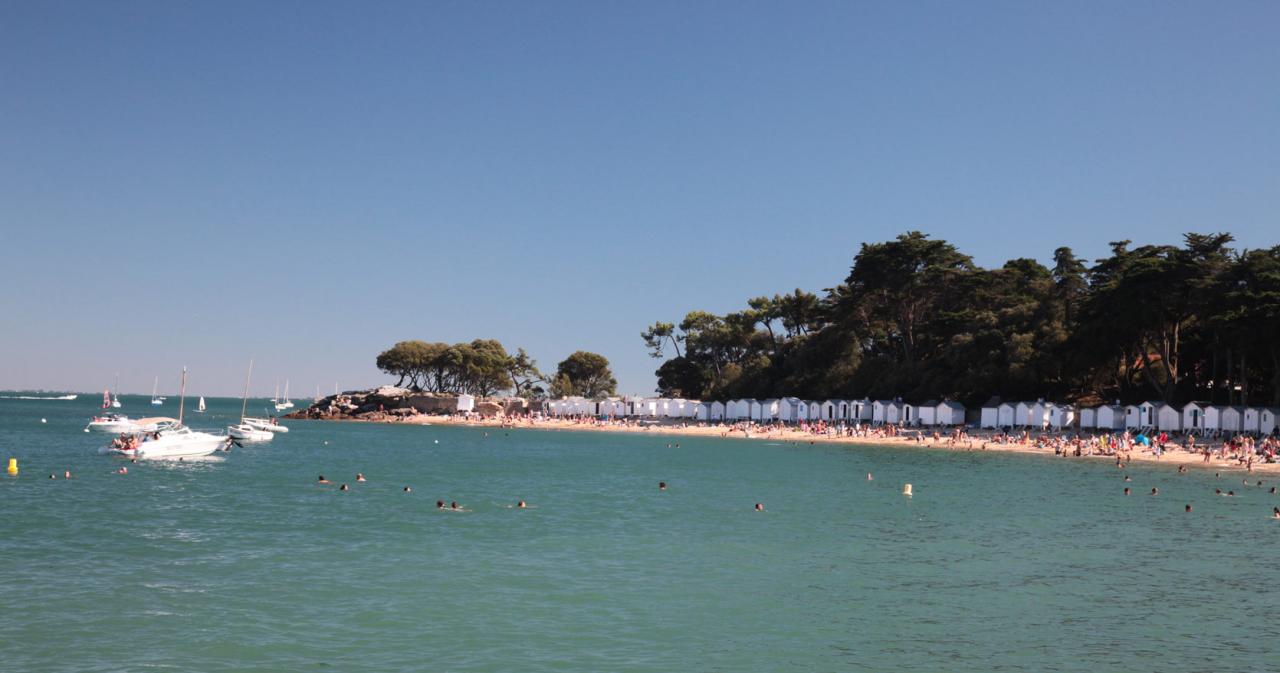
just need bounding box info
[243,417,289,433]
[86,413,139,433]
[100,421,229,459]
[228,423,273,441]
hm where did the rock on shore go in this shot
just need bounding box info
[284,386,530,422]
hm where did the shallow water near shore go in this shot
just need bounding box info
[3,396,1279,672]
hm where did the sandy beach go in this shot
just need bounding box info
[377,413,1280,475]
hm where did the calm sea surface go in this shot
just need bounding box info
[2,394,1278,672]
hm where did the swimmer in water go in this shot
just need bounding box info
[659,481,666,491]
[403,486,412,493]
[867,473,873,481]
[436,500,445,509]
[1178,465,1187,473]
[356,473,366,482]
[1185,504,1192,512]
[118,467,128,475]
[450,501,459,510]
[517,500,527,509]
[1228,491,1236,497]
[1124,487,1130,496]
[1274,507,1280,519]
[339,484,349,491]
[1124,475,1131,482]
[49,473,56,479]
[1151,488,1158,496]
[754,503,765,511]
[1271,487,1277,495]
[64,470,71,479]
[317,475,330,485]
[1216,489,1223,495]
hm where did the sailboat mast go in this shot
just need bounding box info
[241,360,254,422]
[178,367,187,425]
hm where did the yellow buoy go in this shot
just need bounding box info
[902,483,913,497]
[7,458,18,475]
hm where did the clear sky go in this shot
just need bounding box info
[2,1,1276,397]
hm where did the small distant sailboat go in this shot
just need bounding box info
[151,376,163,406]
[275,380,294,411]
[197,396,206,413]
[102,389,111,410]
[111,374,122,408]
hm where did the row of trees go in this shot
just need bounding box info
[643,232,1280,408]
[375,339,617,399]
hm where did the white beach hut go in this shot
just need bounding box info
[1155,403,1181,432]
[872,400,891,424]
[710,401,726,421]
[1078,407,1097,430]
[997,402,1016,429]
[917,402,938,427]
[980,399,1001,429]
[936,401,965,426]
[457,393,475,412]
[777,397,800,422]
[1135,401,1160,429]
[1220,406,1244,433]
[1048,404,1074,430]
[820,400,839,421]
[853,399,873,422]
[1203,405,1222,432]
[1096,405,1126,431]
[1181,402,1207,434]
[1243,408,1262,434]
[756,399,778,423]
[1125,405,1143,430]
[806,401,822,421]
[727,399,750,420]
[1261,408,1278,436]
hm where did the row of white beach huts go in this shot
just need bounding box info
[544,396,1280,435]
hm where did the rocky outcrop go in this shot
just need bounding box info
[285,387,531,422]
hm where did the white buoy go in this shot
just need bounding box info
[902,483,913,497]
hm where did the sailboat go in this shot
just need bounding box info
[150,376,163,406]
[229,360,272,442]
[111,374,122,408]
[197,396,206,413]
[276,380,294,411]
[102,389,111,410]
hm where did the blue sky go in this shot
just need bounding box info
[2,1,1276,397]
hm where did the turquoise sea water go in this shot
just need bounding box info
[2,394,1279,672]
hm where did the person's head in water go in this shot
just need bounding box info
[450,501,459,510]
[659,481,666,490]
[339,483,349,491]
[1124,475,1131,482]
[436,500,445,509]
[1185,504,1192,512]
[1274,507,1280,519]
[517,500,526,508]
[1216,489,1222,495]
[318,475,329,484]
[754,503,764,511]
[403,486,412,493]
[356,473,366,482]
[1228,491,1236,496]
[1150,488,1158,495]
[1124,487,1130,496]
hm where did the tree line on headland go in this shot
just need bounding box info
[376,339,617,399]
[642,232,1280,408]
